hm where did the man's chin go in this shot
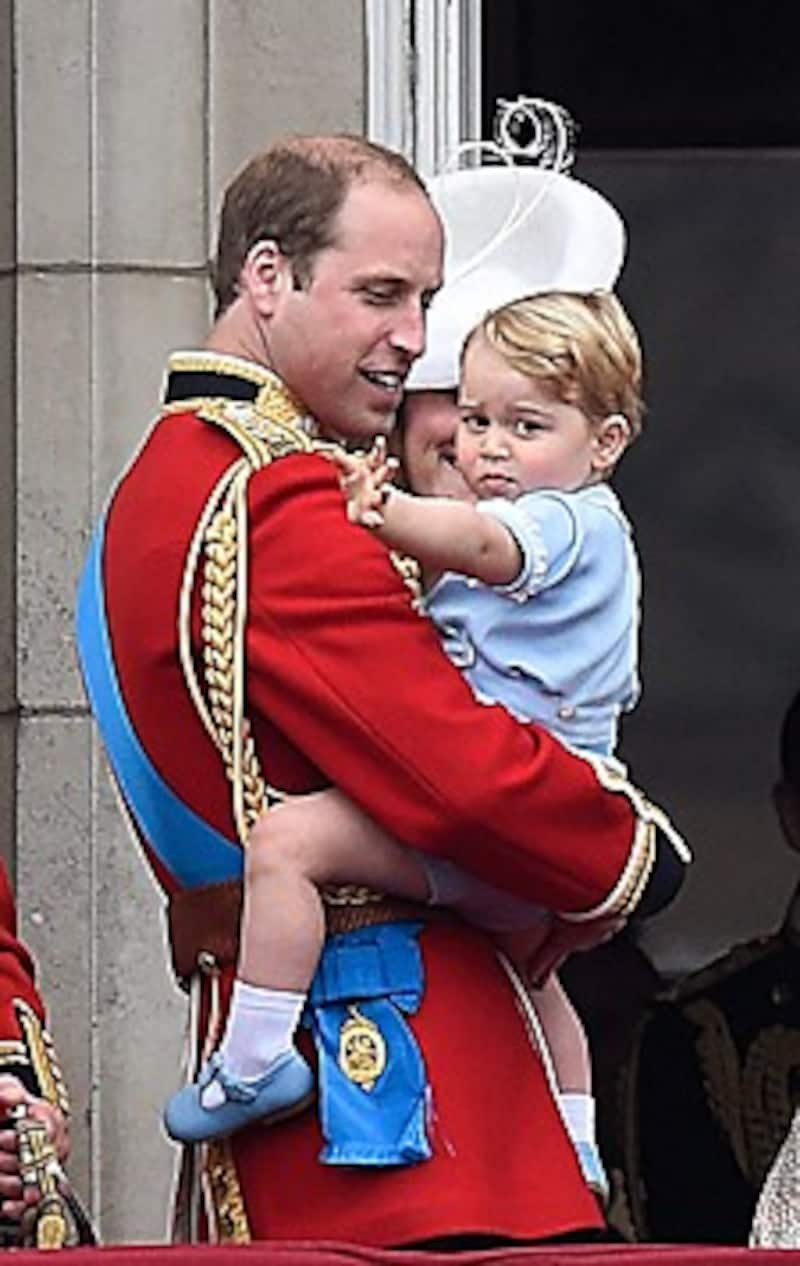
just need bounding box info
[320,407,398,445]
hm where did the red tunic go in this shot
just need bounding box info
[97,354,679,1245]
[0,863,67,1113]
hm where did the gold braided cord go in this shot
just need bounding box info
[195,469,269,845]
[177,380,312,850]
[203,1139,250,1245]
[179,456,270,845]
[742,1026,800,1185]
[254,380,314,437]
[0,1040,26,1062]
[15,1002,70,1117]
[175,375,402,903]
[388,550,423,610]
[231,468,265,841]
[558,747,689,922]
[201,403,269,469]
[179,461,246,750]
[684,1007,800,1192]
[685,998,749,1178]
[168,350,291,389]
[192,953,251,1245]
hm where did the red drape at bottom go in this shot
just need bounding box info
[3,1243,799,1265]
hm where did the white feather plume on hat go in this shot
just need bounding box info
[408,163,626,391]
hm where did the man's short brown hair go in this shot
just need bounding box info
[212,134,425,317]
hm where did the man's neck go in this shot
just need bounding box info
[179,337,316,435]
[204,304,277,376]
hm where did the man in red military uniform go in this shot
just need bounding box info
[76,134,687,1247]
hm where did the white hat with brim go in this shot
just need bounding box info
[408,164,626,391]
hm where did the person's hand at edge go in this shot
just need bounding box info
[0,1074,69,1223]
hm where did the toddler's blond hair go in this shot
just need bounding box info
[478,289,644,442]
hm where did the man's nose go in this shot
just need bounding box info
[388,298,427,360]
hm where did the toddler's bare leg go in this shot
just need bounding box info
[532,975,607,1195]
[496,926,591,1092]
[496,928,605,1194]
[241,787,430,992]
[528,973,592,1094]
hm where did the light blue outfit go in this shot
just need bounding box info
[428,483,640,755]
[417,483,641,931]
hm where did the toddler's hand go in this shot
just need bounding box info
[526,913,626,987]
[332,437,399,529]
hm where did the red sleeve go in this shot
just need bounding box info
[0,864,68,1110]
[245,454,647,915]
[0,864,42,1023]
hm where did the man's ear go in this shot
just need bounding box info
[774,781,800,854]
[591,412,631,474]
[238,239,292,316]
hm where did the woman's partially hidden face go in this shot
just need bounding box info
[399,389,472,499]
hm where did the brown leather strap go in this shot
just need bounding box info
[167,880,437,985]
[167,880,242,983]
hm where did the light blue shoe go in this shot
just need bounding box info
[164,1049,315,1144]
[575,1139,610,1205]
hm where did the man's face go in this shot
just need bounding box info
[265,180,443,443]
[400,390,471,499]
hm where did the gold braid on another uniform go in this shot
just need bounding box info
[683,1000,800,1189]
[741,1026,800,1186]
[685,998,750,1179]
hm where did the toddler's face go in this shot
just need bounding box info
[456,330,600,500]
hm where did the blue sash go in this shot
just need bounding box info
[75,516,243,888]
[75,514,432,1166]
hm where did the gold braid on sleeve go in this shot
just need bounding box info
[176,389,391,908]
[557,748,691,922]
[178,396,308,846]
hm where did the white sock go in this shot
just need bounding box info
[560,1091,596,1147]
[201,981,305,1109]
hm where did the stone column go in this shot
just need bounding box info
[11,0,364,1242]
[0,0,15,879]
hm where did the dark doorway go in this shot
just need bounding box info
[484,0,800,149]
[481,1,800,980]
